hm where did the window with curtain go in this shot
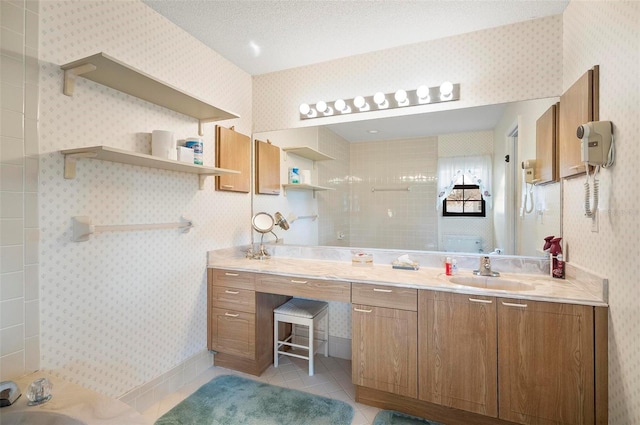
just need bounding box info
[436,155,492,212]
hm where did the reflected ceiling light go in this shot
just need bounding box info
[298,82,459,120]
[394,89,408,106]
[334,98,351,113]
[373,92,388,108]
[440,81,454,99]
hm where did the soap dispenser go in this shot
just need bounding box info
[549,237,564,279]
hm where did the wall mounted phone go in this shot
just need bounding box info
[577,121,614,218]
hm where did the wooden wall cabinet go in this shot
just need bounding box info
[498,299,595,425]
[418,291,498,417]
[352,284,418,398]
[535,103,559,184]
[255,139,280,195]
[559,66,599,178]
[215,126,251,192]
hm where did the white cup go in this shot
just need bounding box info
[152,130,176,159]
[300,169,311,184]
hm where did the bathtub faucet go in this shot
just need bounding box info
[0,381,21,407]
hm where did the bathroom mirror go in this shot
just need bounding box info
[253,97,561,257]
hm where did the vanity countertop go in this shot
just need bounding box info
[207,252,608,307]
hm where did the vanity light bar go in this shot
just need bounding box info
[299,83,460,120]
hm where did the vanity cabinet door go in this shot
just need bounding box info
[210,307,256,359]
[352,304,417,398]
[418,290,497,417]
[498,299,594,425]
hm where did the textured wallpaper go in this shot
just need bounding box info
[37,0,252,397]
[562,2,640,422]
[253,15,562,133]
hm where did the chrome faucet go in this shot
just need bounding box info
[0,381,21,407]
[474,256,500,277]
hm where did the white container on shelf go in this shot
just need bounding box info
[151,130,176,160]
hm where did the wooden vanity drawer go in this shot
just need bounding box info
[212,268,256,290]
[257,273,351,302]
[352,283,417,311]
[211,286,255,313]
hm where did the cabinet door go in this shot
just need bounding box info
[210,307,255,359]
[216,125,250,192]
[535,103,559,184]
[255,139,280,195]
[418,291,497,417]
[352,304,417,398]
[559,66,598,178]
[498,299,594,425]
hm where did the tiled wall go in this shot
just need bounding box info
[32,0,252,399]
[561,2,640,422]
[0,0,40,380]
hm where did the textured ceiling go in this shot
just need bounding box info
[143,0,569,76]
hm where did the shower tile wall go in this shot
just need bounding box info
[0,0,40,380]
[349,137,438,251]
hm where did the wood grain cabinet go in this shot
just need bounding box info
[535,103,559,184]
[559,66,599,178]
[255,139,280,195]
[207,268,288,375]
[352,284,418,398]
[498,299,596,425]
[215,126,251,192]
[418,290,497,417]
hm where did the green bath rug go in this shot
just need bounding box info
[373,409,445,425]
[154,374,354,425]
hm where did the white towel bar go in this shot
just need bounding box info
[71,216,193,242]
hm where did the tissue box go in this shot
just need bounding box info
[177,146,194,164]
[392,261,419,270]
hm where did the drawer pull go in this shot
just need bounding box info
[221,184,234,189]
[225,290,240,295]
[224,312,239,317]
[469,298,493,304]
[502,301,528,308]
[290,279,308,284]
[354,308,373,313]
[224,272,239,277]
[373,288,392,293]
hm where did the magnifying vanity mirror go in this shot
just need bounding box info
[252,97,562,258]
[250,212,289,259]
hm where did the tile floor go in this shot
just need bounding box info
[142,354,381,424]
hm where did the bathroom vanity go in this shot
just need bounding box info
[207,249,607,425]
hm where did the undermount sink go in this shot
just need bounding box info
[448,275,534,291]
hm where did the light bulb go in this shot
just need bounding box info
[334,99,350,113]
[416,85,430,102]
[394,89,408,106]
[440,81,454,98]
[354,96,369,111]
[316,101,328,113]
[299,103,310,115]
[373,92,387,107]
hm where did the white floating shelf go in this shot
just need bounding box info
[60,52,238,135]
[282,183,334,198]
[282,147,335,162]
[61,145,239,190]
